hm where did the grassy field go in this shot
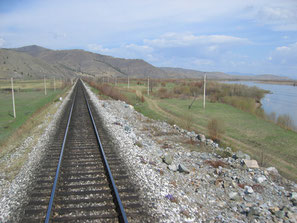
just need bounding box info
[88,79,297,181]
[0,79,67,151]
[0,79,63,90]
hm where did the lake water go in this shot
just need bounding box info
[223,81,297,127]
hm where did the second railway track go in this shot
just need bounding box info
[21,80,147,222]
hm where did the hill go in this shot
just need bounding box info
[0,48,74,79]
[0,45,292,80]
[160,67,233,79]
[12,45,169,78]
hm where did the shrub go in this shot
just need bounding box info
[215,150,232,158]
[141,95,145,103]
[277,114,295,130]
[207,118,224,142]
[157,87,170,99]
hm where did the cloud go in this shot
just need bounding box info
[246,1,297,31]
[87,44,113,54]
[144,33,249,48]
[267,42,297,74]
[273,42,297,64]
[0,38,4,46]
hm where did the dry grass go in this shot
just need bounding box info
[207,118,224,142]
[204,160,227,168]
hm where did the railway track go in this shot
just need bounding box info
[21,80,146,222]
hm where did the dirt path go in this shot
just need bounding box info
[137,90,296,180]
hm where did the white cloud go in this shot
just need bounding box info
[87,44,113,54]
[0,38,5,47]
[246,1,297,31]
[270,42,297,69]
[124,44,153,53]
[144,33,249,48]
[275,42,297,53]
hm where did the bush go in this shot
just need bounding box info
[157,87,170,99]
[207,118,224,142]
[277,114,295,130]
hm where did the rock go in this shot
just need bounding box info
[254,176,266,184]
[198,134,206,142]
[226,147,232,152]
[290,192,297,206]
[200,153,210,160]
[269,207,279,214]
[266,167,279,175]
[229,192,241,201]
[233,151,251,160]
[124,125,131,132]
[275,210,285,219]
[206,139,213,145]
[287,211,297,221]
[178,164,190,174]
[163,153,173,165]
[244,186,254,194]
[248,207,261,217]
[242,159,259,169]
[168,164,178,172]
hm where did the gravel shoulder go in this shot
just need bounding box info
[85,82,297,223]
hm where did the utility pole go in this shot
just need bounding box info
[54,77,56,91]
[128,76,130,89]
[11,78,16,118]
[147,77,150,96]
[44,76,47,95]
[203,74,206,109]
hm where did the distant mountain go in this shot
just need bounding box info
[0,45,292,80]
[227,71,256,76]
[160,67,233,79]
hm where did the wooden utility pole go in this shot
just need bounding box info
[44,76,47,95]
[54,77,56,91]
[147,77,150,96]
[203,74,206,109]
[11,78,16,118]
[128,76,130,89]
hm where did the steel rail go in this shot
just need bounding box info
[82,82,128,223]
[44,84,78,223]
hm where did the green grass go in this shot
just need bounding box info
[0,89,64,146]
[162,99,297,180]
[117,85,297,181]
[0,79,64,90]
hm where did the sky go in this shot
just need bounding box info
[1,0,297,78]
